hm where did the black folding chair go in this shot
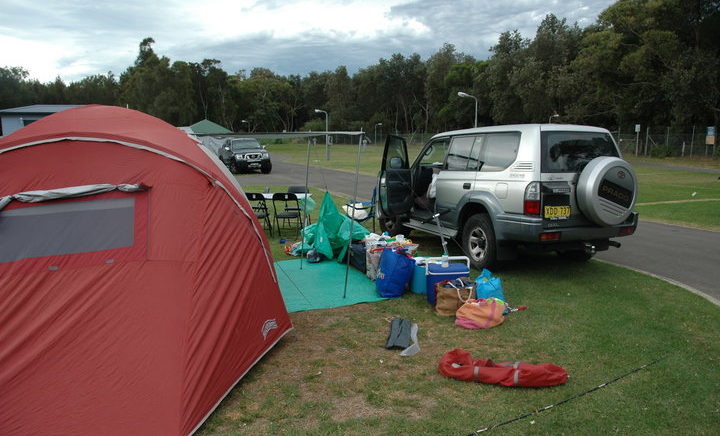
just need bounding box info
[272,192,302,237]
[345,187,376,233]
[246,192,273,237]
[287,186,312,225]
[287,185,308,194]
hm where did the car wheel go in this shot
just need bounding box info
[229,161,239,174]
[261,162,272,174]
[558,250,593,262]
[379,216,411,237]
[462,214,496,270]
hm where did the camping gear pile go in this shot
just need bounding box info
[285,191,370,261]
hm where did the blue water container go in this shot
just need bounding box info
[410,260,427,295]
[426,256,470,305]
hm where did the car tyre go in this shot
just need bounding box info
[261,162,272,174]
[379,216,411,237]
[462,213,496,270]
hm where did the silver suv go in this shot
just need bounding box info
[377,124,638,270]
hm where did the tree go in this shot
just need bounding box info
[66,73,119,105]
[0,67,33,109]
[232,68,297,132]
[424,43,472,131]
[324,66,354,129]
[486,31,528,124]
[119,38,174,117]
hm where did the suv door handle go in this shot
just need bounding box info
[463,183,471,189]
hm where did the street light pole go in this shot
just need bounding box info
[457,91,478,128]
[314,108,329,160]
[548,113,559,123]
[374,122,383,144]
[241,119,249,132]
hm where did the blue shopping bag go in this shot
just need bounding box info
[474,269,504,301]
[376,248,415,298]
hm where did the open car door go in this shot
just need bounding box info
[378,135,413,218]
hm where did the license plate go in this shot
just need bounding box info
[248,163,261,168]
[544,205,570,219]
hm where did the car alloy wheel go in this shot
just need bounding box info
[462,214,496,270]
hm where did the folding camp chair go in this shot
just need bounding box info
[272,192,302,237]
[344,187,376,233]
[287,186,313,225]
[246,192,273,237]
[287,185,308,194]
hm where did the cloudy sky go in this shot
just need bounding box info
[1,0,615,83]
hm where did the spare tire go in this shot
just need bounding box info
[576,156,637,226]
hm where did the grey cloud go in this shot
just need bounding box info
[5,0,615,82]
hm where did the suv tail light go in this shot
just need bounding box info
[619,226,635,235]
[524,182,541,215]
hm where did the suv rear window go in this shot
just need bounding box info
[541,132,620,173]
[541,131,618,173]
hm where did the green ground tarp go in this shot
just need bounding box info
[275,259,385,312]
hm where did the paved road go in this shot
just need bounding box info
[238,157,720,304]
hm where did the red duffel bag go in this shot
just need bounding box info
[438,348,568,387]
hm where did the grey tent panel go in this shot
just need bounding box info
[0,198,135,263]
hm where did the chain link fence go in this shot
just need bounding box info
[326,126,719,160]
[614,126,718,159]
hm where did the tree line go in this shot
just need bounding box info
[1,0,718,135]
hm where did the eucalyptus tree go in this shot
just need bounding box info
[424,43,473,131]
[486,31,528,124]
[66,73,119,105]
[0,67,35,110]
[119,38,174,118]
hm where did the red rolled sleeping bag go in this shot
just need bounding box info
[438,348,568,387]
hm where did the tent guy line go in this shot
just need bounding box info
[274,261,313,306]
[463,355,669,434]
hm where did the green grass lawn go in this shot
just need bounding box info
[264,141,424,177]
[635,201,720,231]
[632,165,720,230]
[199,187,720,435]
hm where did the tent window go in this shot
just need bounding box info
[0,198,135,263]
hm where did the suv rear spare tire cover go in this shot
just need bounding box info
[576,156,637,226]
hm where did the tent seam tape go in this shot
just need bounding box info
[1,136,278,283]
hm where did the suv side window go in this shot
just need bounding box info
[477,132,521,172]
[414,138,449,198]
[418,139,449,167]
[446,136,482,171]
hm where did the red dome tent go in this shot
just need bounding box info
[0,105,292,435]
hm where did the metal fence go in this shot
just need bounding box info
[614,127,718,159]
[320,127,719,160]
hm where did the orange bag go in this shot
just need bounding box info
[455,298,506,329]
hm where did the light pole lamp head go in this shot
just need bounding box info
[457,91,471,98]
